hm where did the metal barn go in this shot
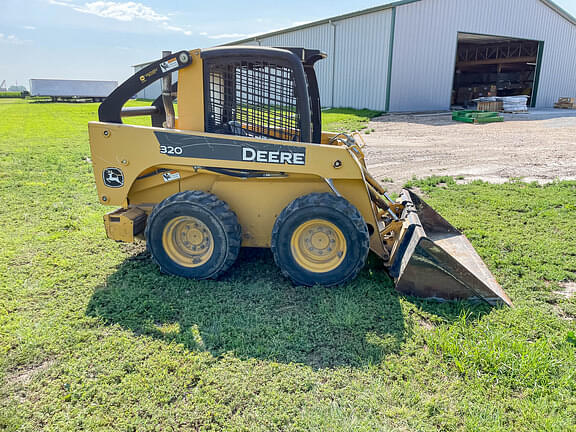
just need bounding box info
[229,0,576,112]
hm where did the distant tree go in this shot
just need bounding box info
[9,85,27,92]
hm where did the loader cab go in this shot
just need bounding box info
[199,47,325,144]
[98,47,326,143]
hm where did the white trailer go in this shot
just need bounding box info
[29,79,118,101]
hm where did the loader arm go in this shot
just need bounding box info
[98,50,193,124]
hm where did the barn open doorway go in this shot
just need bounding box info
[451,32,543,109]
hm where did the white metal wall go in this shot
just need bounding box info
[390,0,576,111]
[246,9,394,110]
[332,12,393,109]
[255,24,335,106]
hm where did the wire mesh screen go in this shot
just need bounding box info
[205,60,302,141]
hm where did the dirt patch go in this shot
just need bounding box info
[363,110,576,191]
[6,358,56,387]
[417,317,436,330]
[554,282,576,299]
[6,359,57,404]
[120,241,148,259]
[552,304,575,322]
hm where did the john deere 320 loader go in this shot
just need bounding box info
[88,47,512,306]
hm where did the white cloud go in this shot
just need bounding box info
[49,0,166,21]
[161,23,192,36]
[48,1,194,35]
[0,34,27,45]
[23,25,36,30]
[48,0,75,6]
[205,33,249,40]
[292,20,312,26]
[199,23,308,41]
[200,27,294,41]
[75,1,168,22]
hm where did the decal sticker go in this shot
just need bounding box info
[154,132,307,166]
[160,57,179,73]
[139,68,158,83]
[162,170,181,182]
[103,167,124,188]
[160,145,183,155]
[241,147,305,165]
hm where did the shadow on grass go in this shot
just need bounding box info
[87,248,412,369]
[87,246,492,368]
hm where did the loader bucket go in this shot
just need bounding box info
[388,189,512,307]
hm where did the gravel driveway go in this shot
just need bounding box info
[362,109,576,191]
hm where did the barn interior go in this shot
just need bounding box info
[451,32,540,108]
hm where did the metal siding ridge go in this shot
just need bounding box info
[531,41,545,107]
[385,7,397,112]
[540,0,576,26]
[328,21,336,108]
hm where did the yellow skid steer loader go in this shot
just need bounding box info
[88,47,512,306]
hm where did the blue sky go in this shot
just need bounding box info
[1,0,576,89]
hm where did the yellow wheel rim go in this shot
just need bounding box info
[291,219,347,273]
[162,216,214,267]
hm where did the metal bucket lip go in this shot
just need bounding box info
[390,188,513,307]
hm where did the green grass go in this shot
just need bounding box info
[0,92,24,98]
[1,99,576,431]
[322,108,382,132]
[230,105,379,134]
[405,175,458,190]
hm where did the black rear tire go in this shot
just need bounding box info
[145,191,241,279]
[271,193,369,286]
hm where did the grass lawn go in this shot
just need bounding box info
[322,108,382,132]
[0,92,24,99]
[1,99,575,431]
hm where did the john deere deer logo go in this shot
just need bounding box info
[103,167,124,188]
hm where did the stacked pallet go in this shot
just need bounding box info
[477,100,503,112]
[474,96,528,113]
[554,97,576,109]
[500,96,529,113]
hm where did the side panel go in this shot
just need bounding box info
[88,122,386,255]
[177,175,374,248]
